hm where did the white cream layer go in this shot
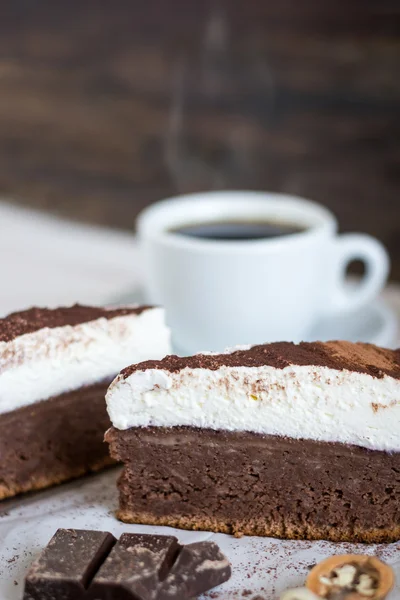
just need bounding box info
[106,362,400,451]
[0,307,171,415]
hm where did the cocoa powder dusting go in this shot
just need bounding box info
[122,341,400,380]
[0,304,153,343]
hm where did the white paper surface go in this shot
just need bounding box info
[0,469,399,600]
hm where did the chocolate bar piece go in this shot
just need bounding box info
[23,529,231,599]
[157,541,231,600]
[86,533,180,600]
[87,536,231,599]
[23,529,116,600]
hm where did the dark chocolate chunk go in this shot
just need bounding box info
[157,541,231,599]
[23,529,230,600]
[86,534,180,600]
[23,529,116,600]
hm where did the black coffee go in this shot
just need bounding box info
[170,219,305,241]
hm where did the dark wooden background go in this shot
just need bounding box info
[0,1,399,278]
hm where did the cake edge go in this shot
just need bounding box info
[115,509,400,544]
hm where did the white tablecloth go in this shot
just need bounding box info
[0,201,142,315]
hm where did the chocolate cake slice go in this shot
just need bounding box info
[0,304,170,500]
[105,341,400,543]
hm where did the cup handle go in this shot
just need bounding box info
[323,233,390,316]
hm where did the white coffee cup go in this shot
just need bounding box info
[137,191,389,352]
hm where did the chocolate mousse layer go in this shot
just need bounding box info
[0,381,114,500]
[106,426,400,543]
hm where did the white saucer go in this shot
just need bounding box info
[307,300,398,347]
[113,288,398,350]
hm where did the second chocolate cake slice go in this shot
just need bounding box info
[0,304,170,500]
[105,341,400,543]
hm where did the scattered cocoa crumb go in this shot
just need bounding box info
[242,591,253,597]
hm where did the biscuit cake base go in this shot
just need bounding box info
[106,426,400,543]
[0,381,114,500]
